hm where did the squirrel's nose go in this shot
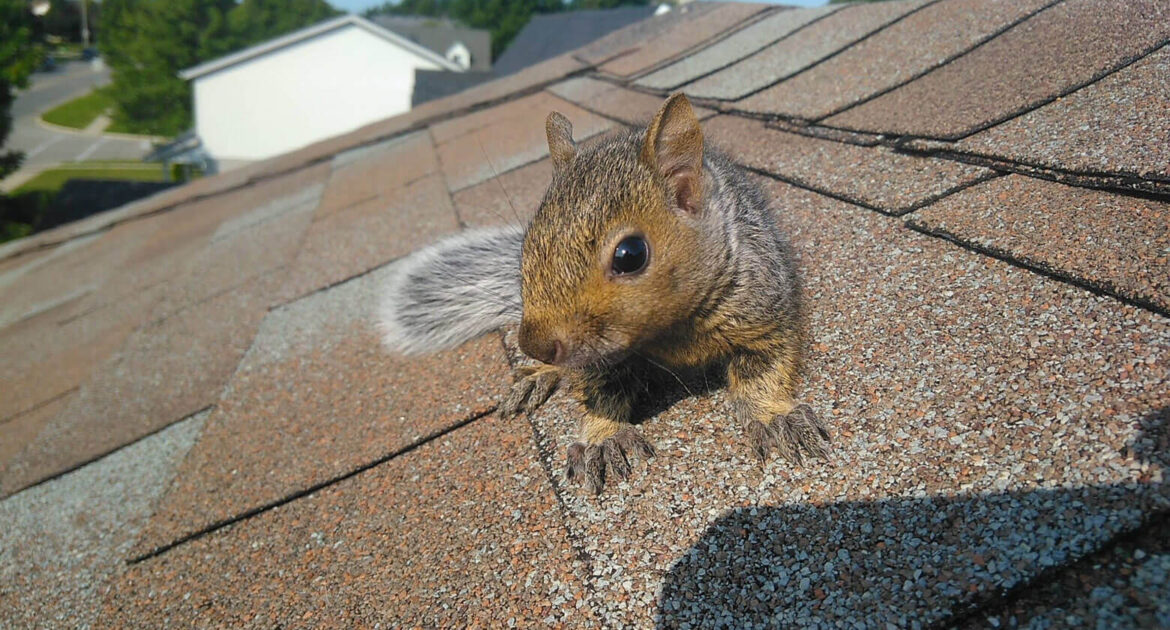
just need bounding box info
[519,323,567,365]
[531,338,566,365]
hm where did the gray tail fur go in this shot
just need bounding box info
[377,224,524,354]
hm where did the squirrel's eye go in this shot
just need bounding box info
[612,236,648,276]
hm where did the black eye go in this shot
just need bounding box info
[612,236,648,276]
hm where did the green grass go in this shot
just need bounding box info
[51,42,85,59]
[41,88,115,130]
[13,161,166,195]
[2,161,186,243]
[105,118,138,135]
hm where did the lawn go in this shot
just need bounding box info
[41,88,115,130]
[13,161,167,195]
[2,161,174,243]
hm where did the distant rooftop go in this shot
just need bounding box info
[179,13,462,80]
[369,14,492,72]
[492,5,658,76]
[410,5,659,105]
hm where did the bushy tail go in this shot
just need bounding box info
[377,224,524,354]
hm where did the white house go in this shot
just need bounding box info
[179,15,464,169]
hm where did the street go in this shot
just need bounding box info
[3,60,153,190]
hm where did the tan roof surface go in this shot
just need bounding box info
[1,1,1167,626]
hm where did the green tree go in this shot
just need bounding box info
[1,0,47,240]
[100,0,338,137]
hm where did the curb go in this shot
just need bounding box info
[35,115,167,143]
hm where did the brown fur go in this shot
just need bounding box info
[509,94,828,493]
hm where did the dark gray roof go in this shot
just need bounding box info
[492,6,657,76]
[410,5,658,106]
[411,69,495,106]
[369,15,492,71]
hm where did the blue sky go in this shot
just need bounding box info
[330,0,828,14]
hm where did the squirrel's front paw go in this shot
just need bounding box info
[746,403,830,465]
[500,365,561,417]
[566,427,656,494]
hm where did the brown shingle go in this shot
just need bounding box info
[280,172,458,302]
[547,77,716,125]
[0,416,204,629]
[637,5,841,91]
[77,172,312,314]
[825,0,1170,139]
[315,131,435,219]
[434,52,586,112]
[685,0,932,101]
[909,175,1170,314]
[0,218,168,422]
[0,168,252,260]
[454,158,552,228]
[0,217,152,330]
[737,0,1054,120]
[0,290,154,427]
[952,44,1170,190]
[529,180,1170,626]
[960,509,1170,627]
[132,263,510,556]
[0,393,72,489]
[599,2,769,77]
[0,272,283,496]
[704,115,992,214]
[100,415,594,628]
[434,93,613,192]
[150,180,323,321]
[576,1,727,65]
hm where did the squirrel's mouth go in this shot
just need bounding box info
[560,337,631,370]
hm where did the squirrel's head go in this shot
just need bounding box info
[519,93,717,369]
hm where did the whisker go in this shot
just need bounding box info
[594,330,695,399]
[474,135,527,227]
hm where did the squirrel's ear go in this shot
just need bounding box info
[642,93,703,215]
[546,111,576,173]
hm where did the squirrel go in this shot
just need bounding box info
[378,93,829,493]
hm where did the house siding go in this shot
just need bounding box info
[193,25,442,163]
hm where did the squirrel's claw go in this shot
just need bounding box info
[500,365,560,417]
[566,427,656,494]
[747,404,830,465]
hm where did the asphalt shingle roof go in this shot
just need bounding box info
[493,6,658,77]
[1,1,1168,626]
